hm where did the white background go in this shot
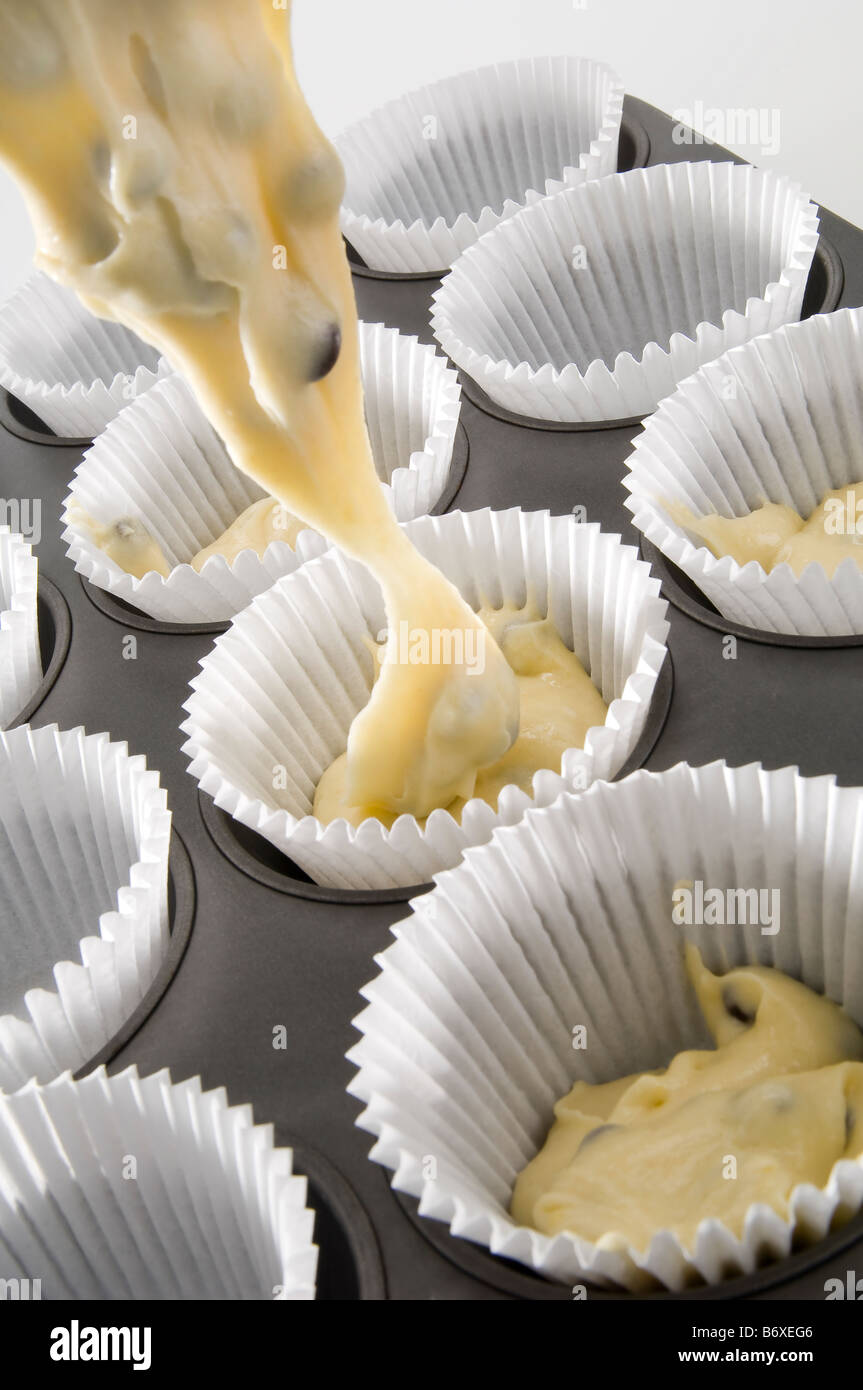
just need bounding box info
[1,0,860,301]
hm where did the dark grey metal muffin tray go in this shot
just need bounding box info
[3,94,862,1301]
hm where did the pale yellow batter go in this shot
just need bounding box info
[0,0,518,820]
[314,601,608,827]
[668,499,803,571]
[190,497,306,571]
[78,511,171,580]
[76,496,306,577]
[671,483,863,578]
[778,485,863,577]
[512,947,863,1252]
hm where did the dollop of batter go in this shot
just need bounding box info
[314,601,608,827]
[670,483,863,577]
[189,497,306,571]
[76,511,171,580]
[511,948,863,1253]
[0,0,519,820]
[78,496,306,577]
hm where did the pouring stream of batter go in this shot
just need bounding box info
[0,0,519,819]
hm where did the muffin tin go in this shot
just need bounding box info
[2,94,862,1300]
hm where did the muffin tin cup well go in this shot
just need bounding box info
[194,647,672,906]
[2,94,863,1301]
[273,1130,387,1301]
[640,538,863,650]
[6,579,72,728]
[71,828,195,1079]
[392,1183,863,1301]
[0,385,93,448]
[349,762,863,1293]
[181,508,670,892]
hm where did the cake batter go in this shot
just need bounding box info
[0,0,519,819]
[314,601,609,826]
[671,483,863,578]
[511,947,863,1251]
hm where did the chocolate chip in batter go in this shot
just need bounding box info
[308,321,342,381]
[722,985,756,1026]
[114,517,148,541]
[576,1124,621,1154]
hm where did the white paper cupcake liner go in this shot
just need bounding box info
[431,161,819,422]
[0,1064,317,1299]
[623,307,863,636]
[0,528,40,730]
[181,508,669,890]
[338,56,624,273]
[61,323,462,624]
[348,760,863,1292]
[0,272,170,437]
[0,724,172,1095]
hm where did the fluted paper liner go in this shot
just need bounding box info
[338,56,624,273]
[0,528,40,730]
[181,508,669,890]
[62,322,462,624]
[0,725,171,1094]
[0,272,170,437]
[348,760,863,1292]
[623,308,863,636]
[432,161,819,422]
[0,1064,317,1299]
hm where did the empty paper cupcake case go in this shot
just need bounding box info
[431,160,819,422]
[0,1065,318,1299]
[338,55,624,273]
[0,527,40,730]
[60,322,463,624]
[0,272,170,439]
[0,93,862,1301]
[0,723,171,1094]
